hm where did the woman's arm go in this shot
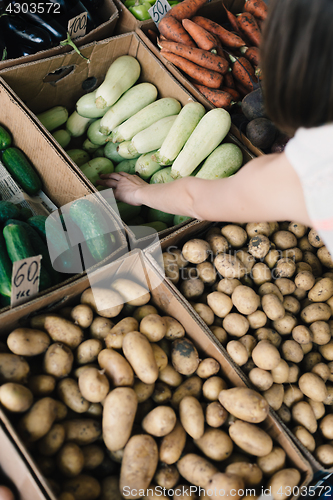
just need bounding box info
[97,152,311,225]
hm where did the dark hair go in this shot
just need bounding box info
[260,0,333,136]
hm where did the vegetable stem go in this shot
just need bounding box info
[60,33,90,63]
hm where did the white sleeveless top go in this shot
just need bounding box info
[285,123,333,255]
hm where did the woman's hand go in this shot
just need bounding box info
[96,172,147,206]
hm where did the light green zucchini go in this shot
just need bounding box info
[135,150,162,180]
[115,159,137,174]
[36,106,68,131]
[82,138,100,155]
[112,98,181,143]
[195,143,243,179]
[104,142,125,163]
[150,166,174,184]
[147,208,174,225]
[52,129,71,149]
[67,149,90,167]
[95,55,141,109]
[128,115,177,156]
[80,157,114,186]
[117,141,141,160]
[66,111,95,137]
[87,119,112,145]
[93,146,105,158]
[174,215,191,225]
[153,102,205,165]
[76,91,111,118]
[171,108,231,178]
[99,83,158,135]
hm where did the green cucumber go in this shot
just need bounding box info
[104,142,125,164]
[27,215,47,241]
[80,157,114,186]
[0,201,21,224]
[36,106,69,132]
[115,159,137,174]
[0,231,12,303]
[19,207,33,221]
[87,119,112,146]
[150,167,174,184]
[69,198,115,263]
[1,147,42,196]
[173,215,191,225]
[3,224,52,291]
[0,125,12,150]
[147,208,174,226]
[52,129,71,149]
[116,202,141,224]
[66,149,90,167]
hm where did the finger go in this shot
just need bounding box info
[116,171,135,179]
[99,173,122,180]
[96,179,118,188]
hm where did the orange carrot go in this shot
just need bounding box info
[230,54,256,91]
[244,0,267,21]
[158,16,195,47]
[148,29,158,45]
[160,49,223,89]
[234,81,251,97]
[236,12,261,47]
[182,19,217,51]
[221,86,240,101]
[166,0,207,22]
[224,71,236,89]
[159,40,229,74]
[240,46,260,66]
[192,16,246,48]
[193,84,234,109]
[223,3,241,34]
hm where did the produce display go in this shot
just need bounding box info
[44,54,244,232]
[160,221,333,468]
[123,0,180,22]
[0,277,306,499]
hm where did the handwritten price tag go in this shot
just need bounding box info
[148,0,171,27]
[11,255,42,307]
[68,12,87,39]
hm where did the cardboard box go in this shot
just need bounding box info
[0,79,127,326]
[0,249,313,498]
[0,0,119,71]
[0,32,255,249]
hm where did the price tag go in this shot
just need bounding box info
[148,0,171,27]
[11,255,42,307]
[67,12,88,40]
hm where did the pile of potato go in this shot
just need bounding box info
[0,277,304,500]
[162,221,333,468]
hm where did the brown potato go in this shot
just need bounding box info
[295,271,316,291]
[252,262,272,285]
[202,376,227,401]
[272,313,297,336]
[176,454,218,488]
[214,253,246,279]
[271,359,290,384]
[210,326,228,345]
[0,353,30,383]
[248,235,270,259]
[277,404,291,425]
[265,248,280,269]
[221,224,247,248]
[63,419,101,445]
[303,251,323,277]
[133,305,158,322]
[281,247,303,262]
[267,468,301,500]
[311,362,330,381]
[18,397,58,442]
[142,406,177,437]
[0,382,33,412]
[7,328,50,356]
[258,282,283,302]
[154,465,179,489]
[217,278,241,296]
[219,387,269,423]
[286,363,301,383]
[63,475,101,500]
[283,385,303,408]
[283,296,301,315]
[292,325,312,344]
[293,425,316,452]
[206,472,244,500]
[78,367,110,403]
[89,317,113,340]
[195,428,233,462]
[43,343,73,379]
[225,462,263,487]
[193,303,214,326]
[159,419,186,464]
[252,340,281,370]
[254,328,281,348]
[308,228,324,248]
[122,332,158,384]
[196,261,216,285]
[159,364,183,388]
[319,414,333,439]
[163,252,180,284]
[57,442,84,478]
[207,291,233,318]
[315,444,333,466]
[291,401,317,433]
[81,444,104,470]
[262,383,284,411]
[222,313,249,337]
[229,420,273,457]
[171,338,199,376]
[179,396,204,439]
[236,250,256,274]
[151,343,168,372]
[152,382,172,404]
[104,317,139,349]
[226,341,248,366]
[71,304,93,328]
[288,222,307,239]
[103,387,137,451]
[309,320,331,345]
[274,258,296,279]
[182,239,211,264]
[163,316,185,340]
[85,403,103,418]
[281,340,304,363]
[57,377,90,413]
[239,335,257,356]
[257,447,286,477]
[140,314,167,342]
[319,341,333,361]
[180,278,204,300]
[249,368,273,391]
[171,376,202,409]
[81,287,124,318]
[112,278,150,307]
[317,246,333,269]
[196,358,220,379]
[206,232,228,255]
[43,316,84,349]
[38,423,65,456]
[303,352,323,371]
[247,310,267,329]
[206,401,228,428]
[261,294,285,321]
[76,339,103,365]
[98,349,134,387]
[246,222,271,238]
[231,285,260,316]
[298,372,328,402]
[272,231,297,250]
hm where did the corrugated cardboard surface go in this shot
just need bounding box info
[0,79,127,325]
[0,249,313,499]
[0,0,119,71]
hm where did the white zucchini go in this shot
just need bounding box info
[195,143,243,179]
[52,129,71,149]
[135,151,162,180]
[171,108,231,178]
[95,56,141,109]
[112,98,181,143]
[66,111,95,137]
[87,119,112,145]
[117,141,141,160]
[150,166,174,184]
[76,91,111,118]
[153,102,205,165]
[80,157,114,186]
[37,106,68,131]
[128,115,178,156]
[82,138,100,154]
[99,83,158,136]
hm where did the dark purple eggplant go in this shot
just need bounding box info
[47,0,96,32]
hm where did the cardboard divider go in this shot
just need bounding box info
[0,0,119,72]
[0,249,313,499]
[0,79,128,325]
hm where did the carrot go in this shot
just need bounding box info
[192,84,234,109]
[224,71,236,89]
[159,40,229,74]
[160,49,224,89]
[234,81,251,97]
[221,86,240,101]
[147,29,158,45]
[236,12,261,47]
[240,46,260,66]
[244,0,267,21]
[166,0,208,22]
[223,3,241,34]
[158,16,195,47]
[229,54,256,91]
[192,16,246,49]
[182,19,217,51]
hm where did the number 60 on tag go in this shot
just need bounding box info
[11,255,42,307]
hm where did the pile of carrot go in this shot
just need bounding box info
[150,0,267,109]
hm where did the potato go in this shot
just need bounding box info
[303,251,323,277]
[196,358,220,379]
[0,353,30,383]
[43,343,73,379]
[254,328,281,348]
[319,414,333,439]
[81,287,124,318]
[272,313,297,335]
[228,420,273,457]
[291,401,317,433]
[63,475,101,500]
[311,362,330,381]
[57,442,85,478]
[78,367,110,403]
[207,291,233,318]
[315,444,333,466]
[63,419,101,445]
[261,294,285,321]
[263,383,284,411]
[38,423,65,456]
[152,383,172,404]
[73,364,98,380]
[298,372,328,403]
[248,235,270,259]
[214,253,246,279]
[225,462,262,487]
[159,364,183,388]
[249,368,273,391]
[176,454,218,488]
[288,222,307,238]
[102,387,137,451]
[171,376,202,409]
[120,435,158,497]
[277,404,291,425]
[257,447,286,477]
[104,317,138,349]
[317,246,333,269]
[221,224,247,248]
[180,278,204,300]
[71,304,93,328]
[193,303,214,326]
[196,261,216,285]
[206,472,244,500]
[163,252,180,284]
[281,340,304,363]
[292,325,312,344]
[142,405,177,437]
[293,287,308,300]
[272,230,297,250]
[286,363,300,383]
[258,282,283,302]
[206,232,228,255]
[267,468,301,500]
[76,339,103,365]
[308,277,333,303]
[210,326,228,345]
[239,335,257,356]
[86,403,103,418]
[100,477,122,500]
[81,444,104,470]
[111,278,151,307]
[42,316,84,349]
[265,248,280,269]
[57,378,90,413]
[219,387,269,423]
[159,419,186,464]
[7,328,50,357]
[252,262,272,285]
[171,485,198,500]
[319,341,333,361]
[293,271,315,292]
[252,340,281,370]
[283,385,303,408]
[236,250,256,274]
[309,321,331,345]
[303,351,323,371]
[162,316,185,340]
[150,344,168,372]
[139,314,167,343]
[178,396,204,439]
[182,239,211,264]
[98,348,134,387]
[230,286,259,317]
[89,317,113,340]
[206,401,228,428]
[226,340,248,366]
[171,338,199,376]
[221,313,248,338]
[274,258,296,279]
[54,400,68,421]
[217,278,241,296]
[202,376,227,401]
[281,247,303,262]
[18,397,58,442]
[271,359,290,384]
[154,465,179,489]
[0,382,33,412]
[246,222,271,238]
[307,228,323,248]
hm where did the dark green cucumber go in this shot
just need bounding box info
[69,198,115,263]
[3,224,52,291]
[0,231,12,303]
[0,125,12,150]
[27,215,47,241]
[1,147,42,196]
[5,219,60,284]
[0,201,21,224]
[116,201,141,224]
[18,207,34,221]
